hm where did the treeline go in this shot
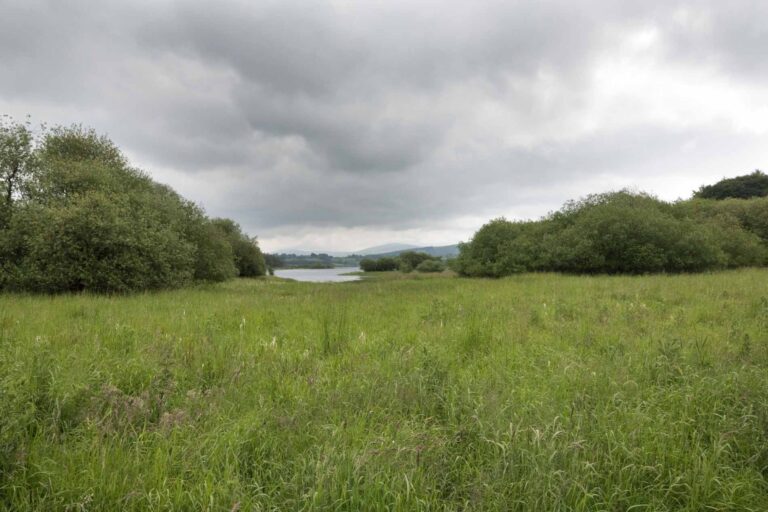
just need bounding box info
[360,251,446,273]
[266,253,363,269]
[695,170,768,200]
[454,184,768,277]
[0,118,265,293]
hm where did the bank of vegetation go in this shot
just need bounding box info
[454,172,768,277]
[0,118,265,293]
[360,250,446,273]
[265,252,361,270]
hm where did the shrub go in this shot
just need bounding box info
[415,259,445,273]
[452,219,528,277]
[695,170,768,200]
[0,121,262,292]
[680,197,768,243]
[4,194,195,292]
[185,219,237,283]
[211,218,266,277]
[456,190,767,277]
[547,192,726,273]
[360,257,399,272]
[398,251,438,272]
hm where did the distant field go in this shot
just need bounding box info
[2,270,767,511]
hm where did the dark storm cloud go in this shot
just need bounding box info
[1,0,767,249]
[139,0,619,171]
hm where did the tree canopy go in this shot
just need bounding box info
[0,119,265,293]
[695,170,768,200]
[454,190,768,277]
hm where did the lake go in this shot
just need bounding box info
[273,267,361,283]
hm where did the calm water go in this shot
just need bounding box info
[273,267,361,283]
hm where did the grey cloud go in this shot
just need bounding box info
[1,0,767,248]
[657,1,768,79]
[137,1,647,172]
[205,123,763,235]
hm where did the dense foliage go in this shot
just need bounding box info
[455,191,768,277]
[0,119,265,292]
[414,259,445,272]
[695,170,768,200]
[359,256,399,272]
[359,251,444,273]
[398,251,439,272]
[211,218,266,277]
[266,252,363,269]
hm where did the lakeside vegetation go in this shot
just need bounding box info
[0,118,265,293]
[266,253,361,270]
[265,245,460,271]
[2,270,768,510]
[454,189,768,278]
[360,251,446,273]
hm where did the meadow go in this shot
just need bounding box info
[1,270,767,511]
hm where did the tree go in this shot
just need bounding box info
[1,121,265,293]
[455,190,767,277]
[360,257,399,272]
[415,259,445,272]
[453,219,526,277]
[398,251,437,272]
[264,253,284,272]
[695,170,768,200]
[0,117,36,227]
[211,218,266,277]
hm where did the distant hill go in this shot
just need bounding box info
[352,243,419,255]
[366,244,460,259]
[273,243,419,257]
[271,243,460,264]
[272,248,349,257]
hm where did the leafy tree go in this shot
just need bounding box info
[0,120,264,293]
[453,219,526,277]
[211,218,266,277]
[182,218,236,282]
[398,251,438,272]
[456,190,767,277]
[0,117,36,227]
[548,192,725,273]
[360,257,399,272]
[264,253,284,271]
[680,197,768,243]
[415,259,445,272]
[695,170,768,200]
[4,193,195,292]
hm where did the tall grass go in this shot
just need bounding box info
[1,270,767,510]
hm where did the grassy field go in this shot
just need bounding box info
[1,270,768,511]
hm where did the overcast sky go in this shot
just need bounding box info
[2,0,767,252]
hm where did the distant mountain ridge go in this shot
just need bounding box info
[273,242,459,258]
[364,244,460,259]
[352,243,419,255]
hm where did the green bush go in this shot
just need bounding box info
[360,257,399,272]
[452,219,530,277]
[694,170,768,199]
[212,218,266,277]
[4,193,196,292]
[457,191,768,277]
[679,197,768,243]
[186,219,237,283]
[398,251,438,272]
[548,192,727,273]
[0,121,263,292]
[415,259,445,272]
